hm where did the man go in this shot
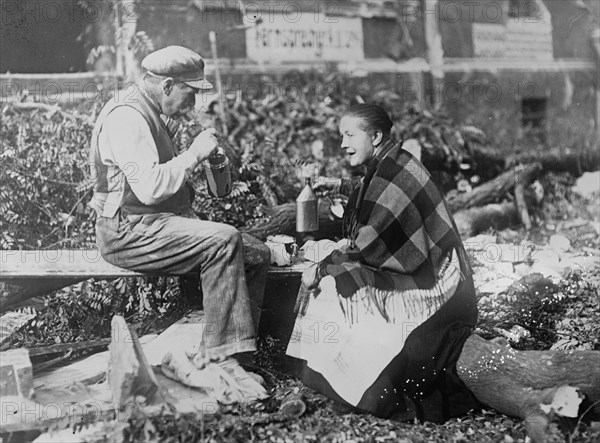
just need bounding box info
[89,46,270,368]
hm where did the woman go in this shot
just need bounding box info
[286,104,479,423]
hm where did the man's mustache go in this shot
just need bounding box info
[177,102,195,116]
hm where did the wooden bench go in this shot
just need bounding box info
[0,249,311,315]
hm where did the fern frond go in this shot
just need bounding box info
[229,181,250,198]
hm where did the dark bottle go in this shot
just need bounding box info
[203,147,232,198]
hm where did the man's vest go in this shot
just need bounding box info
[89,85,191,218]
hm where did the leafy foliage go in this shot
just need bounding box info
[1,69,513,248]
[0,106,95,249]
[476,263,600,352]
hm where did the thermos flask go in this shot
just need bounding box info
[296,177,319,232]
[203,147,232,198]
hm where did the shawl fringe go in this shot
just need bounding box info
[341,249,461,325]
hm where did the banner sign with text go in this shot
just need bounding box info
[472,22,553,60]
[245,13,364,62]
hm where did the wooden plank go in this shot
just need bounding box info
[0,349,34,399]
[33,422,128,443]
[0,250,146,279]
[1,249,309,279]
[33,349,109,390]
[26,339,111,357]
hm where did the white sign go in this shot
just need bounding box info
[472,23,506,58]
[245,13,364,62]
[505,21,553,60]
[472,22,553,60]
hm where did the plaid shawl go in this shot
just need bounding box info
[316,140,472,301]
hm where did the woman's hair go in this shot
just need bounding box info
[343,104,394,140]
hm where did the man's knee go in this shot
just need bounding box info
[241,233,271,267]
[215,224,242,246]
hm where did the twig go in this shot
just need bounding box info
[32,202,53,220]
[38,227,62,244]
[568,400,600,443]
[66,188,93,220]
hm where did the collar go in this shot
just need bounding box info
[372,138,396,162]
[138,80,164,116]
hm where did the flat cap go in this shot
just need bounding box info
[141,46,213,91]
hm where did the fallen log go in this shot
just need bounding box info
[242,200,343,241]
[446,163,541,212]
[244,200,526,241]
[453,201,520,238]
[457,334,600,443]
[242,163,542,241]
[471,145,600,180]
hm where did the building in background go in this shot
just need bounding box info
[1,0,598,138]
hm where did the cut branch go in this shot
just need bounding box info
[457,334,600,443]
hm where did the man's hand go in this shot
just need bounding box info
[188,128,219,162]
[313,177,341,193]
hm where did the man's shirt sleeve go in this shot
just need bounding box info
[98,106,200,205]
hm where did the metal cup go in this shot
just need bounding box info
[204,151,232,198]
[265,235,298,266]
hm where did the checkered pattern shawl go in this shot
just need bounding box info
[317,140,472,300]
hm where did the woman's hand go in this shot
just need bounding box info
[301,264,319,289]
[295,264,321,315]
